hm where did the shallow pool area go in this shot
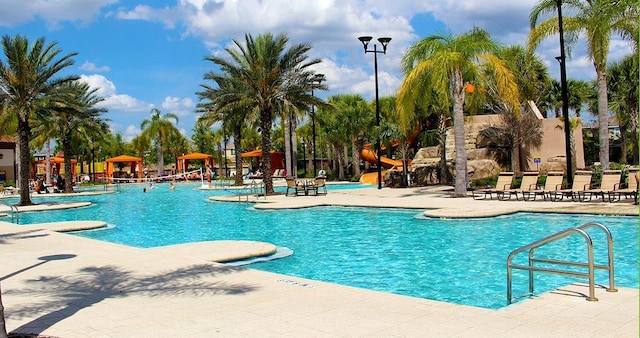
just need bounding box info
[11,182,639,309]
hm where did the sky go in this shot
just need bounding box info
[0,0,634,141]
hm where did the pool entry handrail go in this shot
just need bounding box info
[506,222,617,305]
[0,199,19,224]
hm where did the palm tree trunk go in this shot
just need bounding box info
[596,68,610,169]
[451,70,468,197]
[351,137,361,176]
[62,134,74,193]
[292,116,298,178]
[438,114,449,184]
[157,136,165,176]
[335,144,345,180]
[260,107,274,194]
[343,145,349,177]
[629,101,638,165]
[283,115,292,177]
[18,119,33,206]
[234,125,244,186]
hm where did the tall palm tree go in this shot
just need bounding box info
[0,35,77,205]
[32,81,108,192]
[202,32,326,194]
[330,94,371,178]
[607,54,639,164]
[528,0,639,170]
[198,76,256,185]
[399,28,519,196]
[140,108,180,177]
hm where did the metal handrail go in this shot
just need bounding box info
[507,222,616,305]
[0,199,19,224]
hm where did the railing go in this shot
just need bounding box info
[237,180,265,202]
[507,222,616,305]
[0,199,19,224]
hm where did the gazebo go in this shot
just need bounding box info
[105,155,143,181]
[176,152,215,173]
[241,150,285,171]
[32,156,78,184]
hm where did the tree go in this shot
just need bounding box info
[484,45,547,173]
[607,54,639,164]
[197,75,256,185]
[201,33,326,194]
[140,108,180,177]
[0,35,77,206]
[330,94,371,179]
[400,28,519,196]
[32,81,108,192]
[528,0,639,170]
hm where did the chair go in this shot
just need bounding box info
[499,172,539,201]
[608,168,638,203]
[472,172,514,200]
[549,171,593,202]
[580,170,622,202]
[313,176,327,196]
[284,176,305,196]
[527,171,564,201]
[515,172,542,201]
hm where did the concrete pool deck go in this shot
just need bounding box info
[0,186,638,337]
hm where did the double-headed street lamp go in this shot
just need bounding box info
[358,36,391,189]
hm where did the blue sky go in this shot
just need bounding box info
[0,0,633,140]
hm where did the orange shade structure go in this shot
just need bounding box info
[241,150,285,170]
[32,156,78,183]
[176,152,215,173]
[105,155,143,181]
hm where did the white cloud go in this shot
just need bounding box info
[0,0,117,27]
[161,96,195,116]
[79,74,152,112]
[79,61,110,72]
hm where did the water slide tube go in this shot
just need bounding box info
[359,146,403,185]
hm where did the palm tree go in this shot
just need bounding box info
[32,81,108,192]
[140,108,180,177]
[399,28,519,196]
[201,32,326,194]
[485,45,547,173]
[607,54,639,164]
[197,75,256,185]
[0,35,77,205]
[330,94,371,178]
[528,0,639,170]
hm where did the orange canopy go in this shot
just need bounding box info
[32,156,78,183]
[241,150,284,170]
[105,155,142,180]
[177,152,214,172]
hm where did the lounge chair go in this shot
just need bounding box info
[580,170,621,202]
[499,172,539,201]
[472,172,514,200]
[285,176,305,196]
[526,171,564,201]
[549,170,593,202]
[608,168,638,203]
[313,176,327,196]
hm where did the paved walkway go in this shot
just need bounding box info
[1,186,638,337]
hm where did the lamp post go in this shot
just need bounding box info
[310,74,324,177]
[358,36,391,189]
[556,0,573,185]
[302,137,307,177]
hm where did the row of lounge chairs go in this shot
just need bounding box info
[285,176,327,196]
[472,169,638,203]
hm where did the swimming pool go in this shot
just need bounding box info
[11,183,639,309]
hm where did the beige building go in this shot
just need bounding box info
[470,114,585,171]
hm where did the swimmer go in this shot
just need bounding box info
[169,182,175,190]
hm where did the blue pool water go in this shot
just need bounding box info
[10,182,639,309]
